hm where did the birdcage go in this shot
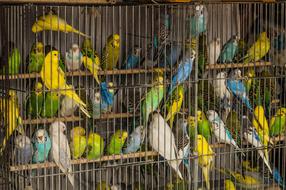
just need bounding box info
[0,0,285,189]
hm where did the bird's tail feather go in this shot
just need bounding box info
[202,166,210,190]
[258,150,272,174]
[72,29,90,38]
[68,173,74,187]
[168,160,183,180]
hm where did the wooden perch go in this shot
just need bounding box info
[206,61,272,70]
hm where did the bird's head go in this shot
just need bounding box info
[134,47,142,56]
[232,35,240,42]
[197,111,203,122]
[82,38,92,49]
[34,82,43,95]
[154,75,164,84]
[35,129,48,143]
[15,135,31,149]
[71,126,85,138]
[187,116,196,127]
[108,82,114,94]
[197,134,204,142]
[217,71,227,79]
[195,5,204,15]
[72,44,80,53]
[230,69,242,79]
[93,92,101,103]
[215,38,221,45]
[206,110,216,120]
[115,130,128,142]
[259,32,268,40]
[8,90,16,98]
[277,107,286,116]
[48,50,60,63]
[50,121,66,134]
[110,34,120,48]
[33,42,44,53]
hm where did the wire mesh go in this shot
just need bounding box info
[0,2,285,190]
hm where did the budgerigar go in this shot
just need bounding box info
[40,50,90,117]
[270,107,286,137]
[96,181,111,190]
[107,130,128,155]
[208,38,221,64]
[273,168,285,189]
[166,85,184,128]
[82,55,101,84]
[243,32,270,63]
[90,92,101,118]
[87,132,104,159]
[65,44,83,71]
[225,179,236,190]
[49,121,74,186]
[196,134,214,190]
[70,126,87,159]
[1,42,21,75]
[28,42,44,73]
[26,82,44,118]
[218,35,239,63]
[123,125,146,154]
[100,82,114,113]
[101,34,120,70]
[141,76,164,125]
[149,112,183,179]
[0,90,24,155]
[226,111,242,145]
[207,110,243,152]
[123,47,142,69]
[32,13,89,37]
[187,5,207,37]
[60,96,78,117]
[242,116,272,173]
[227,69,253,111]
[14,135,33,164]
[40,92,60,118]
[32,129,51,163]
[168,49,195,95]
[197,111,212,141]
[158,42,182,68]
[81,39,97,60]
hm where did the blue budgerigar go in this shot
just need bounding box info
[168,49,195,95]
[273,168,285,189]
[14,135,33,164]
[218,35,239,63]
[227,69,253,111]
[100,82,114,113]
[188,5,207,37]
[158,42,182,68]
[32,129,51,163]
[123,47,142,69]
[123,125,146,154]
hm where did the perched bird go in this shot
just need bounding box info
[196,134,214,190]
[70,126,87,159]
[166,85,184,128]
[65,44,83,71]
[40,92,60,118]
[90,92,101,118]
[273,168,285,189]
[0,90,24,155]
[26,82,44,118]
[141,76,164,125]
[242,160,259,172]
[226,111,242,145]
[208,38,221,64]
[207,110,242,152]
[32,13,89,37]
[219,168,260,186]
[168,49,195,95]
[225,179,236,190]
[242,116,272,173]
[123,125,146,154]
[244,68,255,94]
[44,45,66,71]
[96,181,111,190]
[28,42,44,73]
[60,96,78,117]
[32,129,51,163]
[218,35,239,63]
[0,42,21,74]
[158,42,182,68]
[243,32,270,63]
[187,5,207,37]
[197,111,212,141]
[14,135,33,164]
[123,47,142,69]
[101,34,120,70]
[82,55,101,84]
[107,130,128,155]
[49,121,74,186]
[87,132,104,159]
[270,107,286,137]
[81,38,96,60]
[100,82,114,113]
[40,51,90,117]
[227,69,253,111]
[149,113,183,179]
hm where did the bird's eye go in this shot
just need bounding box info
[45,137,47,141]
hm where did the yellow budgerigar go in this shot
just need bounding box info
[40,51,90,118]
[196,134,214,190]
[243,32,270,63]
[225,179,236,190]
[32,13,89,37]
[101,34,120,70]
[82,55,101,84]
[70,126,87,159]
[0,90,25,155]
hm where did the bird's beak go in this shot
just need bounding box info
[38,136,43,141]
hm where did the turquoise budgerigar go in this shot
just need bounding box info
[141,75,164,125]
[187,5,207,37]
[26,82,44,119]
[123,125,146,154]
[218,35,239,63]
[107,130,128,155]
[28,42,44,73]
[32,129,51,163]
[87,132,105,160]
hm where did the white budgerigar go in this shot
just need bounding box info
[207,110,243,152]
[60,96,78,117]
[149,112,183,179]
[49,121,74,187]
[65,44,83,71]
[208,38,221,64]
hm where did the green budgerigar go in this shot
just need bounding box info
[26,82,44,118]
[141,76,164,125]
[197,111,212,141]
[28,42,44,73]
[1,42,21,74]
[40,92,60,118]
[101,34,120,70]
[70,126,87,159]
[87,132,104,159]
[96,181,110,190]
[226,111,242,144]
[270,108,286,137]
[107,130,128,155]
